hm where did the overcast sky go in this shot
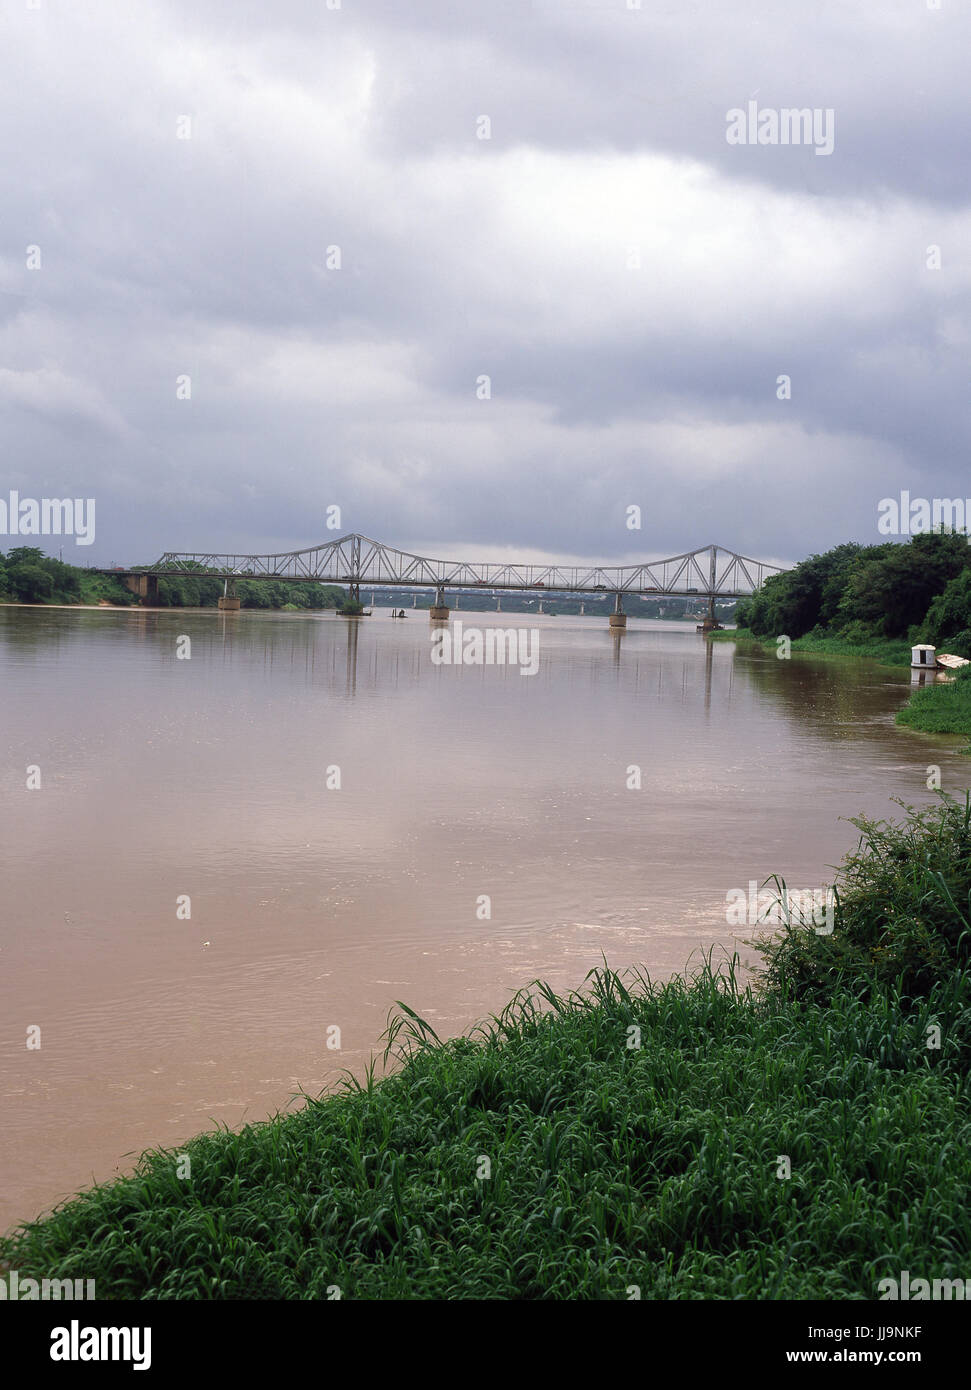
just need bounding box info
[2,0,969,569]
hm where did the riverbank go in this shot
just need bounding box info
[713,627,971,743]
[0,547,344,610]
[1,600,161,612]
[0,601,343,614]
[3,797,969,1300]
[711,626,912,667]
[897,667,971,737]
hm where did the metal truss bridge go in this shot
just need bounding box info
[95,534,784,624]
[151,533,783,598]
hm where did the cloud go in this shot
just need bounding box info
[1,0,969,566]
[0,365,131,440]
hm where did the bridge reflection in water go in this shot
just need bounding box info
[263,602,720,705]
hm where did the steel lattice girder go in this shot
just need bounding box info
[153,534,785,595]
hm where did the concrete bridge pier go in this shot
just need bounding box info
[430,584,449,621]
[608,591,627,630]
[123,572,160,606]
[700,594,721,632]
[218,577,240,611]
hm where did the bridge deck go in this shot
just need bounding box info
[125,533,785,597]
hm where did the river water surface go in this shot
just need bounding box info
[1,606,966,1232]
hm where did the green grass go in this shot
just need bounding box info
[752,796,971,1005]
[4,799,971,1301]
[77,572,138,606]
[3,961,970,1300]
[711,627,912,667]
[897,668,971,740]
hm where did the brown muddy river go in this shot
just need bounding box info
[0,605,966,1233]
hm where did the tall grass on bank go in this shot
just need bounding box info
[897,666,971,740]
[752,796,971,1008]
[3,799,971,1300]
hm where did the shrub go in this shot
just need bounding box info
[751,794,971,1005]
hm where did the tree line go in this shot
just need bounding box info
[736,530,971,655]
[0,548,346,611]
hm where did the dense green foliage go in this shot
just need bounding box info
[0,548,344,610]
[3,799,969,1300]
[921,570,971,655]
[154,570,342,611]
[728,531,971,737]
[751,794,971,1008]
[736,531,971,652]
[0,546,133,605]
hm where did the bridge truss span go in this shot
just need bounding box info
[153,533,785,598]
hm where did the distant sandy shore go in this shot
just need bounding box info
[1,600,157,611]
[0,601,340,614]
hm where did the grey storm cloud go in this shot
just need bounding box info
[1,0,970,568]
